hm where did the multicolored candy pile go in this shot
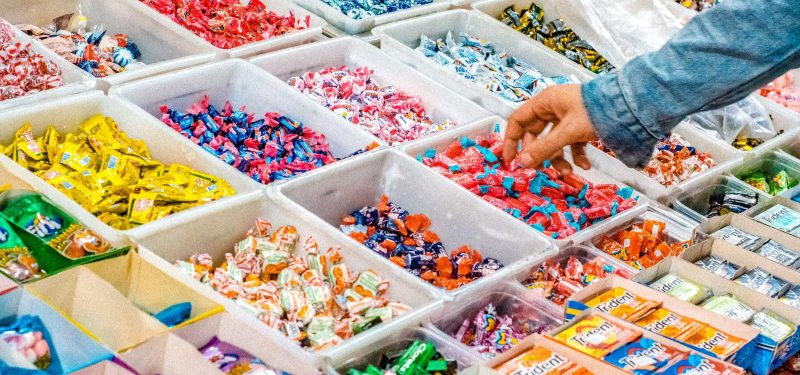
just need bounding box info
[594,219,692,270]
[418,128,638,239]
[1,115,235,229]
[0,315,55,371]
[593,133,716,187]
[160,96,347,185]
[741,168,798,196]
[524,254,632,305]
[139,0,309,50]
[416,31,578,103]
[0,19,63,101]
[199,336,288,374]
[176,218,410,351]
[19,16,144,78]
[321,0,433,19]
[760,72,800,112]
[675,0,720,11]
[452,303,556,356]
[345,340,457,375]
[500,3,614,74]
[341,195,502,290]
[287,66,454,145]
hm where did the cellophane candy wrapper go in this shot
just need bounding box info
[321,0,433,19]
[524,254,632,305]
[139,0,309,50]
[0,215,43,283]
[199,336,290,375]
[594,219,692,270]
[175,218,411,351]
[690,95,778,151]
[0,315,61,374]
[452,302,558,357]
[345,339,458,375]
[760,71,800,112]
[0,19,63,102]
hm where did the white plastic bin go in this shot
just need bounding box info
[0,90,257,240]
[403,116,652,248]
[673,175,772,224]
[0,28,94,112]
[109,59,380,187]
[250,37,492,145]
[120,0,326,59]
[274,148,555,300]
[1,0,216,88]
[292,0,451,35]
[584,121,743,203]
[372,10,592,118]
[730,151,800,199]
[132,190,443,371]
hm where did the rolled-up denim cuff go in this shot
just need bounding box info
[581,74,660,169]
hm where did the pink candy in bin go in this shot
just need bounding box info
[417,126,638,239]
[760,72,800,112]
[0,19,63,101]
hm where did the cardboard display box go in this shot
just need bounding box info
[680,239,800,288]
[119,333,222,375]
[483,333,626,374]
[696,213,800,250]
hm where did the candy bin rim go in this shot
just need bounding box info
[672,174,772,224]
[720,96,800,160]
[402,116,653,249]
[131,189,445,372]
[290,0,451,35]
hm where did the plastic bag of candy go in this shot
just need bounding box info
[690,95,778,151]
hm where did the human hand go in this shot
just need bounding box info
[503,84,598,175]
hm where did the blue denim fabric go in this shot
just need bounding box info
[581,0,800,168]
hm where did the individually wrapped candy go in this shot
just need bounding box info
[341,195,502,290]
[603,337,679,372]
[760,71,800,112]
[675,0,720,12]
[345,339,457,375]
[693,256,742,280]
[753,204,800,236]
[648,274,711,304]
[499,4,614,74]
[700,294,755,323]
[321,0,433,19]
[749,310,796,344]
[0,315,59,373]
[199,336,289,375]
[287,65,455,145]
[595,219,691,270]
[495,346,589,375]
[0,216,42,283]
[778,284,800,309]
[706,190,758,218]
[452,302,557,357]
[524,255,632,305]
[0,19,63,102]
[742,169,798,196]
[0,115,235,229]
[551,315,640,358]
[175,217,410,351]
[754,240,800,269]
[139,0,309,49]
[415,31,578,103]
[418,128,639,240]
[711,226,762,251]
[734,267,791,298]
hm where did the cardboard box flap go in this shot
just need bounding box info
[73,360,138,375]
[681,240,800,285]
[698,214,800,251]
[120,333,221,375]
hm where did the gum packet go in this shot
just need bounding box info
[552,315,640,358]
[582,287,659,321]
[649,274,711,304]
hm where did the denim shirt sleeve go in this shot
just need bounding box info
[581,0,800,168]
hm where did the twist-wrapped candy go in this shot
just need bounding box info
[0,315,58,372]
[287,65,455,145]
[453,303,557,356]
[322,0,433,19]
[524,255,632,305]
[199,336,290,374]
[0,19,63,101]
[416,31,579,103]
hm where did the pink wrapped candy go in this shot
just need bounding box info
[760,72,800,112]
[0,19,63,101]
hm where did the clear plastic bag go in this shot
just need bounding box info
[690,95,776,144]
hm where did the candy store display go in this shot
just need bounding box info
[734,268,791,298]
[176,217,410,351]
[287,65,455,145]
[754,204,800,236]
[760,72,800,112]
[499,3,615,74]
[1,115,235,230]
[416,31,578,103]
[494,345,589,374]
[649,274,711,304]
[322,0,433,19]
[741,169,799,196]
[418,129,638,240]
[706,190,759,218]
[341,195,502,290]
[343,339,458,375]
[0,19,63,102]
[593,219,692,271]
[139,0,309,50]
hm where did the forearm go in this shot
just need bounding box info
[582,0,800,168]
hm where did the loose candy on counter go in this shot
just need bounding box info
[418,129,638,239]
[139,0,309,50]
[675,0,720,11]
[682,325,747,359]
[700,294,755,323]
[0,115,235,229]
[416,31,578,103]
[742,169,798,196]
[648,274,710,304]
[0,19,63,102]
[551,315,640,358]
[583,287,659,321]
[749,310,796,344]
[603,337,679,372]
[659,353,744,375]
[693,256,742,280]
[734,267,791,298]
[778,284,800,309]
[176,218,410,351]
[321,0,432,19]
[0,315,56,371]
[287,66,455,145]
[711,226,762,251]
[345,339,457,375]
[524,255,632,305]
[594,219,691,271]
[634,308,705,342]
[160,96,350,185]
[0,216,41,283]
[760,72,800,112]
[18,14,144,78]
[753,204,800,236]
[452,303,557,357]
[495,346,589,375]
[754,240,800,269]
[593,134,716,187]
[340,195,502,290]
[499,3,614,74]
[199,336,289,375]
[706,190,758,218]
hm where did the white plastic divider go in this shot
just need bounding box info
[0,90,258,241]
[250,37,492,145]
[583,121,743,203]
[131,190,443,372]
[0,28,94,111]
[291,0,451,35]
[729,151,800,199]
[118,0,326,59]
[274,147,555,301]
[672,174,773,224]
[372,10,593,118]
[109,59,381,188]
[0,0,217,88]
[402,116,652,248]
